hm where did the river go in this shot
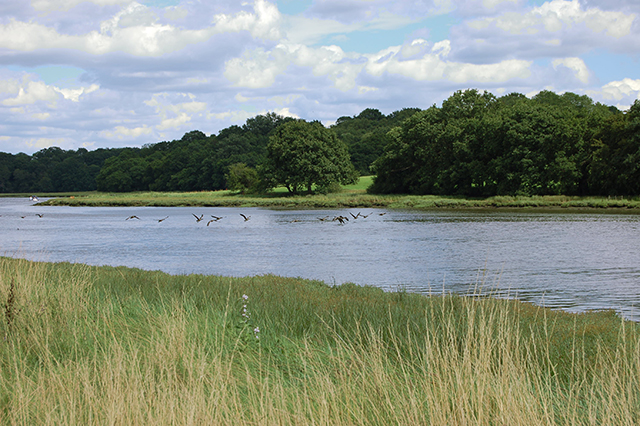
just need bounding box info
[1,197,639,320]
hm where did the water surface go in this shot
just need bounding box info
[2,198,639,320]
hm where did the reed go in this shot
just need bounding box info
[1,257,638,425]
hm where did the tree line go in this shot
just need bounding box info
[370,90,639,196]
[1,89,639,196]
[0,147,122,193]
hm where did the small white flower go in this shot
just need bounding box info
[242,294,249,300]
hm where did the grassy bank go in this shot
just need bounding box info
[1,257,639,424]
[30,176,640,210]
[36,191,640,210]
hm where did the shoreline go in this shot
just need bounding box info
[29,191,640,212]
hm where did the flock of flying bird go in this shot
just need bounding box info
[122,211,387,225]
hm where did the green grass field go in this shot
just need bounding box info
[1,257,639,424]
[25,175,640,211]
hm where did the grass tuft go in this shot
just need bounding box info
[1,257,639,424]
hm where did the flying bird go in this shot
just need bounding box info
[35,214,43,218]
[126,215,140,220]
[210,215,223,221]
[333,215,348,224]
[240,213,251,222]
[157,216,169,222]
[349,212,361,219]
[193,214,204,222]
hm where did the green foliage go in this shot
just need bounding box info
[264,120,358,194]
[93,113,296,193]
[332,107,421,175]
[225,162,259,193]
[0,147,122,193]
[370,89,636,196]
[2,92,636,196]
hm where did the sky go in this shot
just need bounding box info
[0,0,639,154]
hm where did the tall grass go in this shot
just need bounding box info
[1,257,639,425]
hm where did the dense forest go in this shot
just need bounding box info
[1,89,639,196]
[0,147,123,193]
[370,90,639,196]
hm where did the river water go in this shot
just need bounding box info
[1,197,639,320]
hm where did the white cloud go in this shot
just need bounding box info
[469,0,635,38]
[552,57,590,83]
[0,0,281,57]
[145,92,208,131]
[226,35,532,92]
[2,80,60,106]
[225,47,290,88]
[213,0,282,40]
[598,78,640,101]
[54,84,100,102]
[366,41,530,83]
[31,0,131,13]
[1,77,99,106]
[25,137,69,150]
[358,86,378,94]
[101,125,153,139]
[447,59,531,83]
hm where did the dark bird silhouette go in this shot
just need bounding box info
[157,216,169,222]
[126,215,140,220]
[35,214,43,218]
[318,216,330,221]
[349,212,361,219]
[20,216,26,219]
[378,212,386,216]
[333,215,348,224]
[210,215,223,221]
[193,214,204,222]
[291,219,302,223]
[206,219,217,226]
[240,213,251,222]
[361,212,372,218]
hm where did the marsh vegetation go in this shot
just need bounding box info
[1,257,639,424]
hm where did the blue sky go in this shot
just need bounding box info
[1,0,639,154]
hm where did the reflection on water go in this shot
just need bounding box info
[1,197,640,320]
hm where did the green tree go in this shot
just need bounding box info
[264,120,357,194]
[225,162,259,193]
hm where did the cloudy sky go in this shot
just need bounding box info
[1,0,639,154]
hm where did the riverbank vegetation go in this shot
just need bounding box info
[370,90,640,197]
[1,257,638,424]
[3,90,640,198]
[35,178,640,210]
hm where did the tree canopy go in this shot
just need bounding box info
[2,90,638,197]
[263,120,358,194]
[369,89,633,196]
